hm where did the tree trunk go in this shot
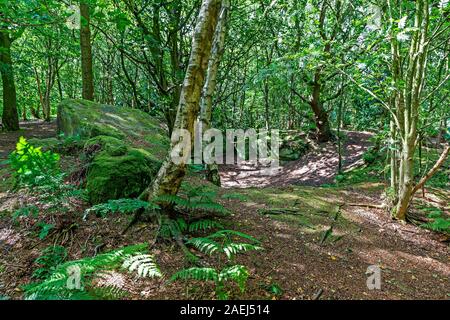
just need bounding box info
[0,31,19,131]
[150,0,222,208]
[199,0,229,186]
[388,0,430,220]
[80,1,94,101]
[310,69,332,142]
[33,66,44,119]
[395,141,415,220]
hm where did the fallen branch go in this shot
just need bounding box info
[346,203,385,209]
[257,208,303,215]
[412,144,449,195]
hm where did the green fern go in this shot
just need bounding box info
[222,243,261,259]
[32,246,68,280]
[23,243,149,300]
[171,265,249,300]
[186,237,222,255]
[154,183,228,215]
[13,205,39,221]
[122,254,162,278]
[171,267,218,282]
[219,265,249,292]
[187,230,263,260]
[84,198,159,219]
[159,217,223,239]
[420,208,450,234]
[207,229,260,243]
[423,217,450,233]
[188,219,223,233]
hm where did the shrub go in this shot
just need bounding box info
[9,137,61,187]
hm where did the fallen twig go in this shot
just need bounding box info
[346,203,385,209]
[312,288,323,300]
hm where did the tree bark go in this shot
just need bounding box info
[388,0,431,220]
[80,1,94,101]
[0,31,19,131]
[199,0,229,186]
[150,0,222,209]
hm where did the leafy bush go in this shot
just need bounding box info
[9,137,61,187]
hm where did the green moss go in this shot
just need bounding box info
[86,148,162,204]
[279,133,309,162]
[85,135,127,156]
[57,99,167,142]
[56,99,170,203]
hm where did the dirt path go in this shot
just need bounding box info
[221,184,449,299]
[0,121,57,160]
[220,131,372,188]
[217,131,449,299]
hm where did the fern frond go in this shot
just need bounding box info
[222,243,263,259]
[207,230,260,243]
[84,198,158,219]
[219,265,249,292]
[122,254,162,278]
[23,243,148,300]
[188,219,223,233]
[188,202,229,214]
[154,194,190,208]
[171,267,218,282]
[186,237,221,256]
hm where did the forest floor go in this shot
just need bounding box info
[0,120,57,161]
[0,124,448,300]
[220,131,372,188]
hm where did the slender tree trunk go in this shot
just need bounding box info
[0,31,19,131]
[337,91,344,174]
[199,0,229,186]
[43,51,57,121]
[389,0,430,220]
[33,66,44,119]
[150,0,222,209]
[56,66,63,100]
[389,120,398,194]
[80,1,94,101]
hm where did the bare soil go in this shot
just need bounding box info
[220,131,373,188]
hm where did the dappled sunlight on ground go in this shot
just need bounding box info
[220,131,373,188]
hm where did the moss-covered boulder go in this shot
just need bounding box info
[85,139,161,204]
[279,132,309,162]
[57,99,169,204]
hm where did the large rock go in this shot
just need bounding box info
[57,99,169,204]
[279,131,309,162]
